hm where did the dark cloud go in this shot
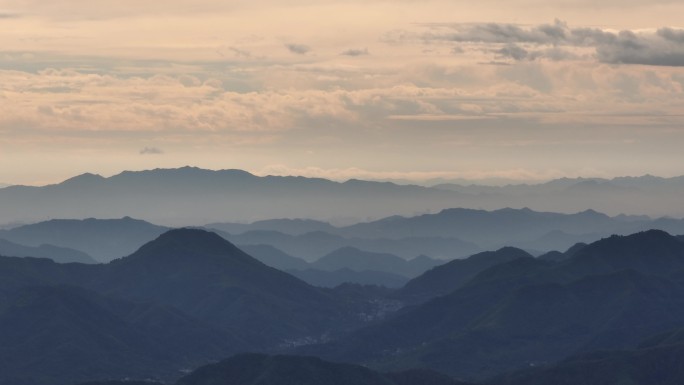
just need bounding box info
[432,19,570,45]
[420,20,684,66]
[140,147,164,155]
[495,44,529,60]
[340,48,369,56]
[285,43,311,55]
[658,27,684,43]
[593,29,684,66]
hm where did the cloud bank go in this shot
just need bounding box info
[412,20,684,66]
[2,0,684,184]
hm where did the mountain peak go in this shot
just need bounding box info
[125,228,256,265]
[58,172,105,186]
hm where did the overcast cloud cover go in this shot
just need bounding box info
[1,0,684,185]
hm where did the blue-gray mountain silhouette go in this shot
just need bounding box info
[305,230,684,381]
[0,238,97,264]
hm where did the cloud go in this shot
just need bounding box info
[140,147,164,155]
[413,20,684,66]
[595,29,684,66]
[495,44,529,60]
[340,48,369,56]
[285,43,311,55]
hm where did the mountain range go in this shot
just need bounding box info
[303,230,684,381]
[4,167,684,226]
[3,226,684,384]
[0,238,97,264]
[0,229,396,384]
[5,205,684,265]
[0,217,169,262]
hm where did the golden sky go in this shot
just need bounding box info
[1,0,684,185]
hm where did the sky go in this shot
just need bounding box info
[1,0,684,185]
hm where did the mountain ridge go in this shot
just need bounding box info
[5,167,684,226]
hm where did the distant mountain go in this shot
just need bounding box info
[287,268,409,288]
[0,238,97,264]
[5,168,684,227]
[311,247,442,278]
[340,208,611,249]
[0,217,169,262]
[433,175,684,217]
[239,244,311,270]
[306,230,684,381]
[208,218,338,236]
[538,242,587,262]
[227,230,478,261]
[0,167,469,226]
[7,205,684,268]
[0,285,242,385]
[175,353,471,385]
[239,245,421,287]
[394,247,533,304]
[337,207,684,252]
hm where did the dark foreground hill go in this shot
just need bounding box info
[91,229,349,345]
[176,353,473,385]
[0,229,386,385]
[6,227,684,385]
[393,247,533,304]
[76,353,475,385]
[304,230,684,380]
[497,327,684,385]
[0,285,241,385]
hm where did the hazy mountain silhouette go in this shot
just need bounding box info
[538,242,587,262]
[227,230,478,261]
[7,205,684,267]
[287,268,409,288]
[311,247,442,278]
[0,238,97,264]
[433,175,684,217]
[5,168,684,227]
[0,217,169,262]
[239,244,311,270]
[0,167,468,226]
[208,218,338,236]
[239,245,419,287]
[305,230,684,380]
